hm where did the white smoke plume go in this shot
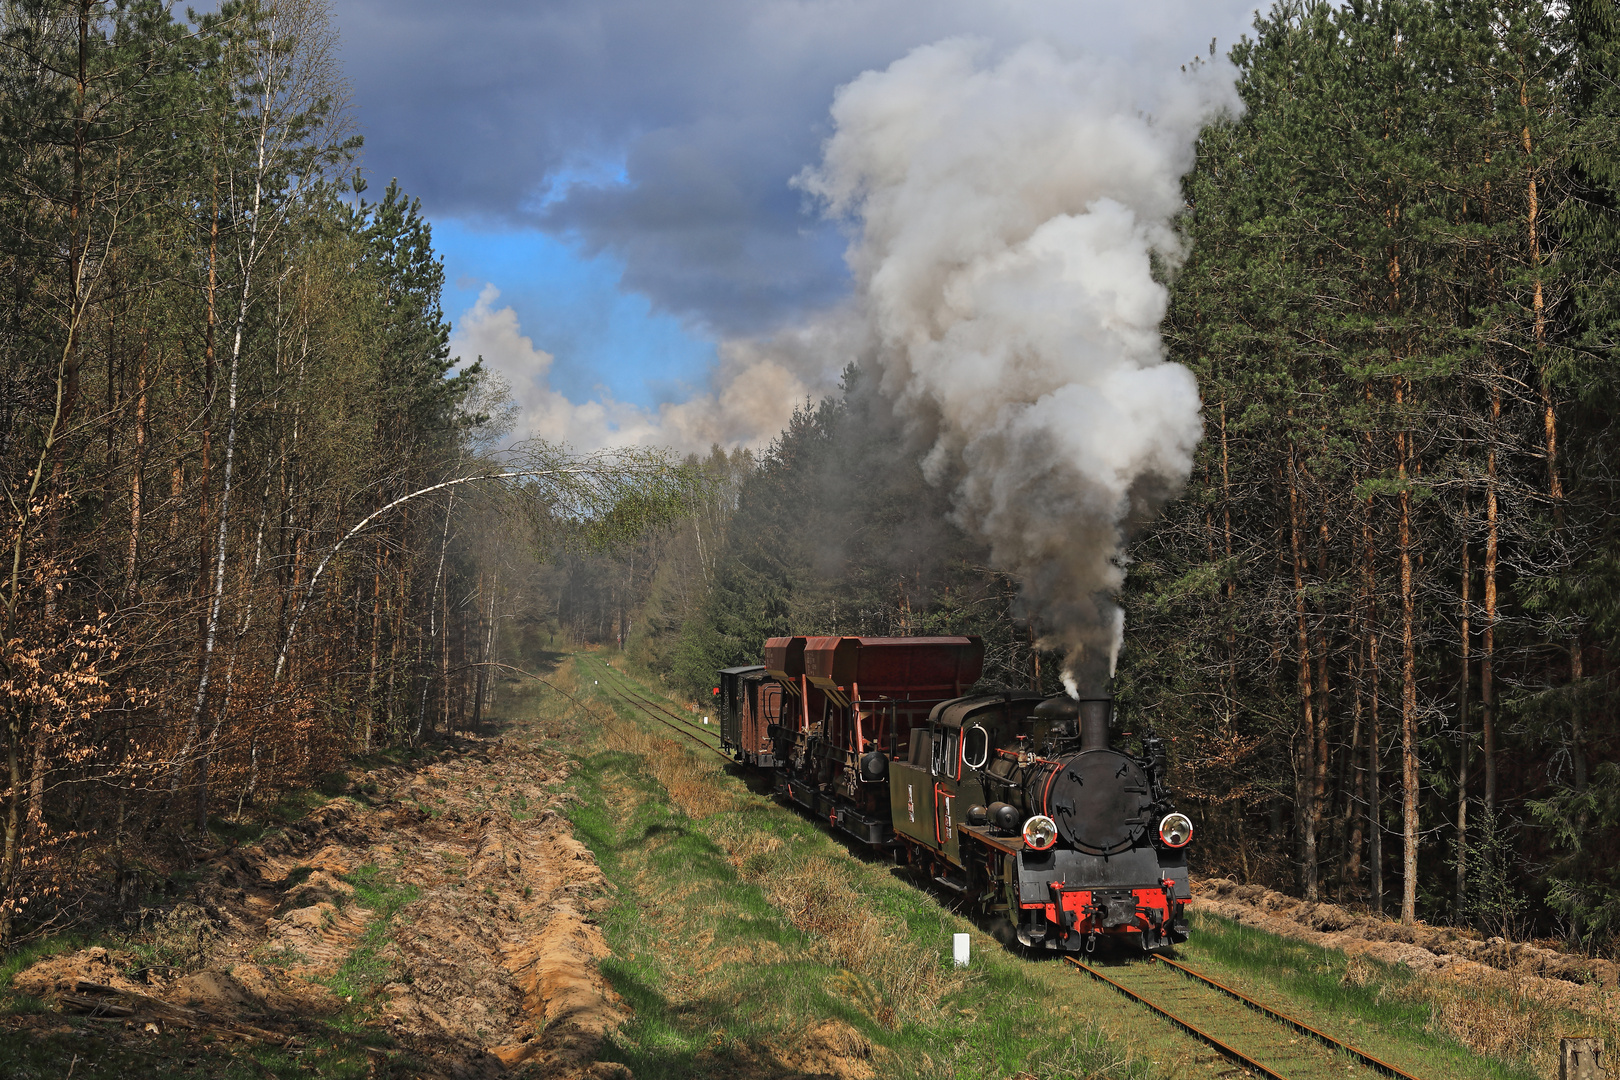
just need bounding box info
[797,38,1238,687]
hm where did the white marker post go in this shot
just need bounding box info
[953,933,970,968]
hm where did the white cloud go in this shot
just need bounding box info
[451,284,858,452]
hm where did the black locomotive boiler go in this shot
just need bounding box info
[716,635,1192,953]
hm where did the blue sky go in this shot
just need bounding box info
[331,0,1265,448]
[433,220,717,409]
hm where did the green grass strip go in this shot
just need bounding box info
[322,863,422,1003]
[1182,910,1538,1080]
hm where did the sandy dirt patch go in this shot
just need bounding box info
[13,736,628,1079]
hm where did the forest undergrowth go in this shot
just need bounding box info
[0,654,623,1080]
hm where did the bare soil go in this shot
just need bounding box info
[9,736,630,1079]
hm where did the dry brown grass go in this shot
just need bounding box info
[598,716,749,817]
[576,660,969,1029]
[635,726,971,1027]
[1404,964,1620,1077]
[1340,954,1375,987]
[913,1032,1141,1080]
[724,833,971,1027]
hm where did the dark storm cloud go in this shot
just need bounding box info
[332,0,1260,334]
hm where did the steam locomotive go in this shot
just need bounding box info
[716,635,1191,953]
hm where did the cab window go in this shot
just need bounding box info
[963,725,990,770]
[909,727,930,766]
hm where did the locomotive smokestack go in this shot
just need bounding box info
[1069,655,1111,752]
[1077,698,1111,752]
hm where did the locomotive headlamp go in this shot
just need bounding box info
[1158,812,1194,848]
[1022,814,1058,851]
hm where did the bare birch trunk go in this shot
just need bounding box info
[415,493,455,740]
[180,167,219,804]
[366,541,383,751]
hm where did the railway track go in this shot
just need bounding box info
[1068,955,1425,1080]
[578,656,732,760]
[577,652,1430,1078]
[603,668,724,740]
[580,658,714,735]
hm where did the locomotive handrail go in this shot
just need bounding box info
[933,782,948,846]
[992,748,1064,766]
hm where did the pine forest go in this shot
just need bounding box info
[7,0,1620,965]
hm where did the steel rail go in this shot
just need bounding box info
[1151,955,1423,1080]
[585,659,725,745]
[614,680,721,741]
[580,659,732,761]
[613,690,733,761]
[636,692,724,740]
[1066,957,1289,1080]
[626,689,725,747]
[1069,956,1429,1080]
[582,657,711,738]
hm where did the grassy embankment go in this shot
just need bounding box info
[1175,908,1612,1080]
[526,649,1141,1080]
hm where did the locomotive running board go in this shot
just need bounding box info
[959,824,1025,854]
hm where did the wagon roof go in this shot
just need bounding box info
[801,635,984,693]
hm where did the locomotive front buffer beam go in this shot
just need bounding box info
[1021,881,1181,952]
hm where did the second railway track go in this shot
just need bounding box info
[579,656,731,759]
[1069,954,1426,1080]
